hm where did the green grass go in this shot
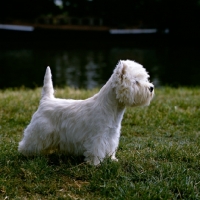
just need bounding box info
[0,87,200,199]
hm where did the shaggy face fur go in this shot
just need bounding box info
[18,60,154,165]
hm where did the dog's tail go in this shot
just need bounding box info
[41,66,54,99]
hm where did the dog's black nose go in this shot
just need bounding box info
[149,86,154,92]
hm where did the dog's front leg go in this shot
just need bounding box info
[110,153,118,162]
[83,151,103,165]
[83,135,110,165]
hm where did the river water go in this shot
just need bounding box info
[0,32,200,89]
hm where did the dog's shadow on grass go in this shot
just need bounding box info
[18,153,86,168]
[46,153,85,167]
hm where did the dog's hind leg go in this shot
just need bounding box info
[18,120,58,156]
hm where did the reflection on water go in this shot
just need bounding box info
[0,44,200,89]
[53,48,160,88]
[54,50,109,88]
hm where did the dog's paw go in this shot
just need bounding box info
[84,157,101,166]
[111,157,118,162]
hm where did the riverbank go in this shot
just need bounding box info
[0,87,200,199]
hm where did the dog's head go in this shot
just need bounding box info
[111,60,154,107]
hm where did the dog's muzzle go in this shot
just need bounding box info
[149,86,154,92]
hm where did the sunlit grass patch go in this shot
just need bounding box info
[0,87,200,199]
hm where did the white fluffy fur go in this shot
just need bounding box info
[18,60,154,165]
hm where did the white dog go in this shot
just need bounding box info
[18,60,154,165]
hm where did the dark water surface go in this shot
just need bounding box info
[1,32,200,89]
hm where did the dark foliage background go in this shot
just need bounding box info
[1,0,200,37]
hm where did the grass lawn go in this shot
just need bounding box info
[0,87,200,199]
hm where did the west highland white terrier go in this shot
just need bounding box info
[18,60,154,165]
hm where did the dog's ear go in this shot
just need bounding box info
[120,61,127,81]
[114,60,127,81]
[121,63,126,75]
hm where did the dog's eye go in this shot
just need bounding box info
[136,81,139,85]
[149,86,154,92]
